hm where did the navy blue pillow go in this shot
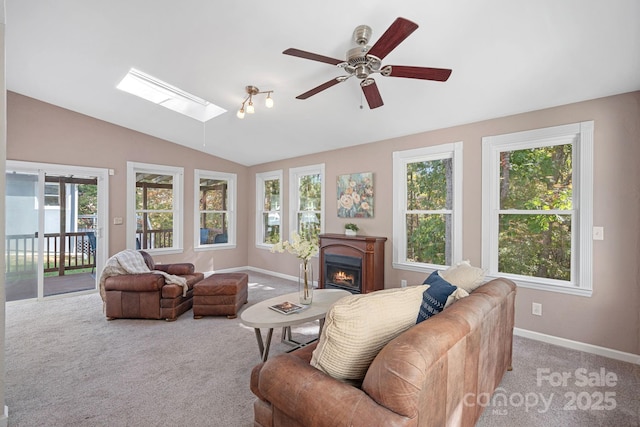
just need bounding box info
[416,271,457,324]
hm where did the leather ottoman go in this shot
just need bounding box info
[193,273,249,319]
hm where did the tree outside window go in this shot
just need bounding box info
[498,144,572,281]
[482,121,593,295]
[135,173,175,249]
[195,170,236,248]
[406,158,453,266]
[256,170,283,248]
[393,143,462,271]
[289,164,324,244]
[127,162,183,253]
[297,174,322,241]
[199,178,229,244]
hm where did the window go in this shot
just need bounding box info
[289,164,324,242]
[393,143,463,271]
[195,169,236,249]
[482,121,594,296]
[44,183,59,207]
[127,162,183,254]
[256,170,282,248]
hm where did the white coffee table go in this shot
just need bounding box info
[240,288,351,362]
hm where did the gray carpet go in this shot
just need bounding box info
[5,271,640,426]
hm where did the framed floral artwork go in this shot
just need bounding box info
[337,172,374,218]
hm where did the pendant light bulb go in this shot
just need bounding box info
[265,94,274,108]
[237,108,245,119]
[246,99,255,114]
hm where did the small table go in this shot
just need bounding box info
[240,288,350,362]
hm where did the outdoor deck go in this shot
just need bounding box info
[6,273,96,302]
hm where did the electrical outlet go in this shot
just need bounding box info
[532,302,542,316]
[400,280,407,288]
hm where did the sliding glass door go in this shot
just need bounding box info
[5,170,39,300]
[5,161,108,301]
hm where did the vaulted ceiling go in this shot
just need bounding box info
[6,1,640,166]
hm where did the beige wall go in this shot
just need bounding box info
[248,91,640,356]
[7,91,250,272]
[7,90,640,356]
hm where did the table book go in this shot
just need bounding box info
[269,301,307,315]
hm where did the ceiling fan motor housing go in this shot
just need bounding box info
[353,25,372,45]
[346,47,382,79]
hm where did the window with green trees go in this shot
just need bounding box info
[482,122,594,295]
[127,162,183,253]
[498,144,572,280]
[195,170,236,248]
[256,170,282,246]
[393,143,462,270]
[290,164,324,243]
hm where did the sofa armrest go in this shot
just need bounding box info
[104,273,165,292]
[154,263,195,275]
[255,352,410,427]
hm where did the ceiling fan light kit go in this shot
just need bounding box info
[237,85,274,119]
[283,17,452,109]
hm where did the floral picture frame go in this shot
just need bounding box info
[337,172,374,218]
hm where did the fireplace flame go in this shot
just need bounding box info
[333,270,354,285]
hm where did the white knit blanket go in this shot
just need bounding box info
[99,249,188,302]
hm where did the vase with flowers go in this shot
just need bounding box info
[271,232,319,304]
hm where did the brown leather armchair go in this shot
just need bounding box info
[103,251,204,321]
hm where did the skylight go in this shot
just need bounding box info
[116,68,226,122]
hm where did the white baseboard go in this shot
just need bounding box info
[245,266,297,283]
[0,405,8,427]
[514,327,640,365]
[208,266,301,284]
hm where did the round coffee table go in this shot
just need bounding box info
[240,288,351,361]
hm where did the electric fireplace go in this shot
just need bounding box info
[319,233,387,294]
[324,254,362,293]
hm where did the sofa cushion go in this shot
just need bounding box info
[310,285,427,383]
[440,260,485,293]
[417,271,457,323]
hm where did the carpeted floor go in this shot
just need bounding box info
[5,270,640,426]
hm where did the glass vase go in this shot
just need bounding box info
[299,262,314,305]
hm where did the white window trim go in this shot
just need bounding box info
[255,170,283,250]
[127,161,184,255]
[481,121,594,296]
[392,142,463,272]
[288,163,325,239]
[194,169,237,251]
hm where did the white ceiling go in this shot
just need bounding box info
[6,1,640,166]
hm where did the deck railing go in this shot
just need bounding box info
[5,232,95,276]
[6,229,174,276]
[135,229,173,250]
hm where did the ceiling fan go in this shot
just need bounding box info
[283,17,452,109]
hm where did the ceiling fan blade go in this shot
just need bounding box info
[283,48,343,66]
[383,65,452,81]
[296,78,343,100]
[367,17,419,60]
[361,80,384,109]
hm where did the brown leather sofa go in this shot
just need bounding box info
[104,251,204,321]
[250,278,516,427]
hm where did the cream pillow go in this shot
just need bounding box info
[440,260,485,293]
[310,285,427,382]
[444,286,470,308]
